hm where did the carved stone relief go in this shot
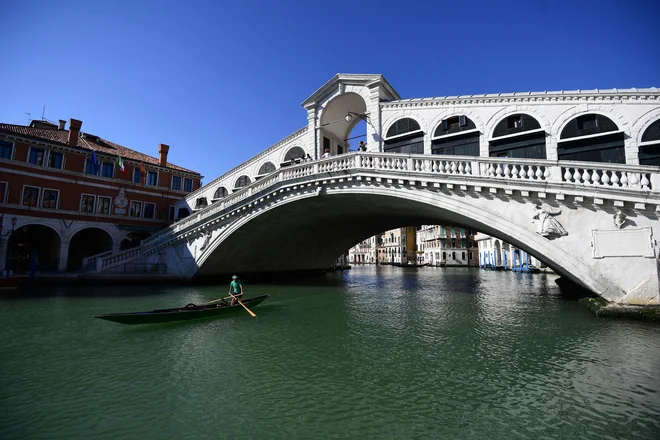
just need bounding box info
[532,204,568,239]
[613,211,627,229]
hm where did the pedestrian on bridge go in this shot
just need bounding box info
[229,275,244,305]
[322,148,331,159]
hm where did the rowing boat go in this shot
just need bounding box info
[94,295,270,325]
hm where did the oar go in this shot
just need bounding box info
[228,292,256,318]
[200,296,233,305]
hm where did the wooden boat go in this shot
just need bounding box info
[0,278,20,291]
[95,295,270,325]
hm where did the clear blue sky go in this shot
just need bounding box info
[1,0,658,183]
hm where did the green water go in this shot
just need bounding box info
[1,266,659,439]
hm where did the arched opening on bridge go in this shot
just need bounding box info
[120,231,151,251]
[212,187,228,202]
[558,114,625,163]
[5,224,60,273]
[319,92,368,157]
[67,228,113,271]
[281,146,306,167]
[489,114,546,158]
[256,162,276,179]
[432,115,480,156]
[384,118,424,154]
[177,207,190,221]
[639,119,660,165]
[233,175,251,192]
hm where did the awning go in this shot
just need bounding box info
[116,224,166,233]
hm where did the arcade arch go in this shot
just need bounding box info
[5,224,61,273]
[67,228,113,270]
[384,118,424,154]
[431,115,480,156]
[557,113,624,163]
[489,114,546,159]
[639,119,660,165]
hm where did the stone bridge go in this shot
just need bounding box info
[94,74,660,305]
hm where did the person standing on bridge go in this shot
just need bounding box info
[322,148,331,159]
[228,275,244,305]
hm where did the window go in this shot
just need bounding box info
[80,194,96,213]
[172,175,182,190]
[130,201,142,217]
[258,162,276,175]
[22,186,40,207]
[97,196,112,214]
[195,198,208,209]
[133,168,142,184]
[0,181,6,203]
[48,151,63,169]
[147,171,158,186]
[462,252,466,260]
[168,206,176,221]
[184,178,193,192]
[507,115,523,129]
[28,147,45,166]
[101,161,115,178]
[214,187,228,199]
[143,202,156,219]
[0,140,13,159]
[42,189,59,209]
[86,158,99,175]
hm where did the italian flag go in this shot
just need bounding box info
[117,155,125,173]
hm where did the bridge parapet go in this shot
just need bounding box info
[99,151,660,271]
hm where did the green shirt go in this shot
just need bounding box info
[230,280,243,293]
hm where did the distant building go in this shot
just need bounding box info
[475,233,549,271]
[416,225,478,266]
[348,236,377,264]
[0,118,202,274]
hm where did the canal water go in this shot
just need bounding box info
[1,266,659,440]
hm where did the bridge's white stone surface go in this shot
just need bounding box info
[97,75,660,305]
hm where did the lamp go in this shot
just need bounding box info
[345,111,369,123]
[1,217,17,238]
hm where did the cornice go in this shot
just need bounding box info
[381,91,660,109]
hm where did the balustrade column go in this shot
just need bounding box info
[471,161,481,176]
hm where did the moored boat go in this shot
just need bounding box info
[95,295,270,325]
[0,278,20,291]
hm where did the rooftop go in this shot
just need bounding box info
[0,120,200,175]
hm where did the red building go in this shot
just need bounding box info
[0,118,202,274]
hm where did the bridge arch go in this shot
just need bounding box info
[189,184,613,298]
[318,92,369,156]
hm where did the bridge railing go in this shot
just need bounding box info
[107,151,660,270]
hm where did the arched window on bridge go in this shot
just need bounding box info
[195,197,208,210]
[257,162,276,179]
[212,187,228,202]
[489,114,546,159]
[639,119,660,166]
[177,208,190,221]
[432,115,480,156]
[233,175,251,191]
[384,118,424,154]
[283,147,305,166]
[558,114,624,163]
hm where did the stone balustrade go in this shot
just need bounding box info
[82,250,113,271]
[99,151,660,271]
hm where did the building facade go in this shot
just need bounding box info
[0,118,202,274]
[348,236,377,264]
[475,233,546,271]
[416,225,479,266]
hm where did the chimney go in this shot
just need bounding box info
[58,119,66,130]
[158,143,170,167]
[68,118,82,147]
